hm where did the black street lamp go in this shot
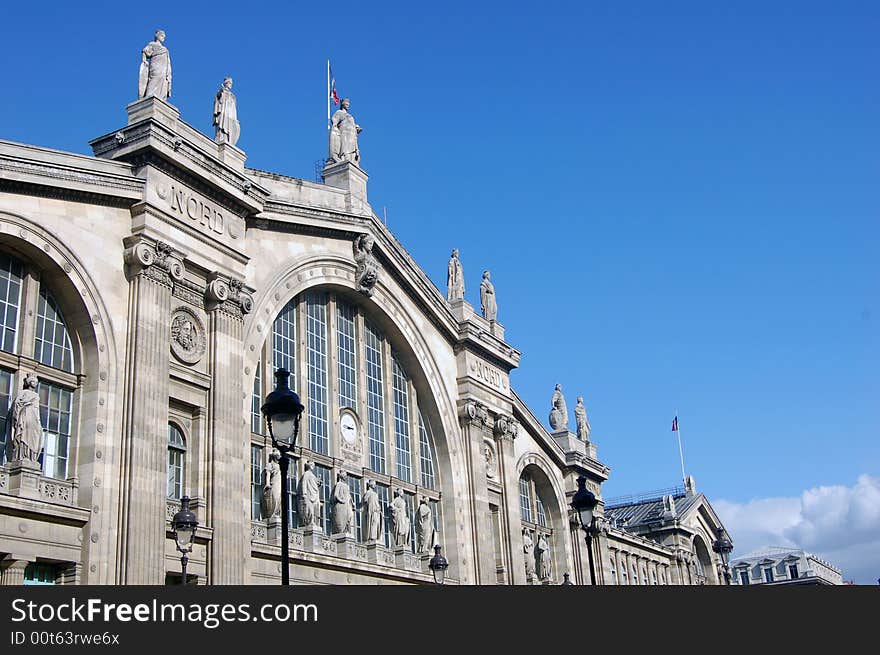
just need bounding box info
[428,545,449,585]
[571,475,599,586]
[171,496,198,585]
[713,527,734,585]
[561,572,574,585]
[261,368,305,586]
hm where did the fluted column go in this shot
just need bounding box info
[493,413,526,585]
[458,401,497,585]
[0,557,31,585]
[118,238,184,584]
[205,274,252,584]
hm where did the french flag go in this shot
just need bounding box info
[330,65,339,105]
[671,416,679,432]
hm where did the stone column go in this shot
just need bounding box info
[492,413,526,585]
[457,401,497,585]
[118,238,184,584]
[0,557,31,585]
[205,275,252,584]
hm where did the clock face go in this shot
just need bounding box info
[340,413,358,445]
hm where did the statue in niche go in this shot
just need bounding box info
[480,270,497,321]
[447,249,464,302]
[363,479,382,542]
[331,470,355,535]
[353,234,379,296]
[574,395,591,442]
[213,77,240,146]
[297,460,321,529]
[549,383,568,432]
[535,532,551,581]
[138,30,172,100]
[415,496,435,554]
[7,373,42,466]
[328,98,362,165]
[390,487,411,548]
[523,529,536,579]
[261,448,282,519]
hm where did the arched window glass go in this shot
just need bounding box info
[251,361,262,435]
[250,445,263,520]
[272,299,296,379]
[519,476,533,522]
[336,301,358,409]
[39,383,72,479]
[167,424,186,500]
[34,289,73,372]
[0,253,23,353]
[535,496,548,528]
[305,292,329,454]
[417,411,436,489]
[391,354,412,482]
[610,558,617,585]
[364,319,386,473]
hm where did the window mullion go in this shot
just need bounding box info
[409,383,421,488]
[19,267,40,361]
[381,338,396,480]
[326,294,339,460]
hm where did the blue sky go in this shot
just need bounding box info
[2,1,877,580]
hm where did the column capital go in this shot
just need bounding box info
[205,272,253,317]
[123,236,185,285]
[458,399,493,431]
[492,414,519,442]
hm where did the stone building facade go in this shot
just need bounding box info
[0,81,732,585]
[729,547,843,586]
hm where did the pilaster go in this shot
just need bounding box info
[0,557,32,586]
[493,413,526,585]
[117,237,184,583]
[458,400,497,585]
[204,273,253,584]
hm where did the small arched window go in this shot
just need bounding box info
[167,424,186,500]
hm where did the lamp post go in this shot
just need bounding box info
[713,527,734,585]
[428,545,449,585]
[561,572,574,585]
[261,368,305,586]
[571,475,599,586]
[171,496,198,585]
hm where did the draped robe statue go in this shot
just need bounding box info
[447,249,464,301]
[213,77,240,146]
[297,461,321,529]
[480,270,497,321]
[8,373,42,465]
[575,395,591,442]
[415,497,436,554]
[138,30,172,100]
[261,448,282,519]
[549,384,568,432]
[363,479,382,542]
[535,533,551,581]
[328,98,362,165]
[390,488,410,547]
[523,530,536,579]
[331,470,355,535]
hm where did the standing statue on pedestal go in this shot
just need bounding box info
[480,270,497,321]
[261,448,282,519]
[549,384,568,432]
[213,77,240,146]
[138,30,172,100]
[447,249,464,302]
[363,479,383,542]
[523,529,536,579]
[575,396,591,442]
[7,373,42,466]
[535,532,550,581]
[415,497,435,554]
[328,98,362,165]
[297,460,321,529]
[330,470,355,535]
[353,234,379,297]
[390,488,411,548]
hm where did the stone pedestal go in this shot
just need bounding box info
[266,517,282,545]
[321,160,369,214]
[5,462,42,501]
[302,526,324,553]
[365,541,383,565]
[489,320,505,340]
[449,298,475,322]
[552,430,597,460]
[333,534,357,559]
[393,546,409,569]
[216,143,246,171]
[127,96,180,128]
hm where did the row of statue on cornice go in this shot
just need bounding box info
[137,30,361,166]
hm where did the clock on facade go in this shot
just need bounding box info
[340,411,359,446]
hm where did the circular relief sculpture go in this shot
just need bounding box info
[170,307,206,365]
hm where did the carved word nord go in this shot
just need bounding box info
[470,359,507,391]
[165,184,225,235]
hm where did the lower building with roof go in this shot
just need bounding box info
[729,547,843,586]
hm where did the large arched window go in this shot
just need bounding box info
[167,424,186,500]
[250,289,441,556]
[0,251,78,480]
[519,470,554,580]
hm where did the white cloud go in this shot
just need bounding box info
[714,474,880,584]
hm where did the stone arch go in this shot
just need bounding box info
[0,209,120,583]
[516,451,573,583]
[243,253,472,581]
[692,533,718,584]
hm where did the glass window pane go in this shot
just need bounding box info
[365,320,386,473]
[272,299,297,387]
[251,361,263,435]
[305,293,329,454]
[418,411,436,489]
[0,369,13,464]
[391,355,412,482]
[37,381,72,480]
[33,290,74,372]
[251,445,264,520]
[0,253,23,355]
[336,301,358,409]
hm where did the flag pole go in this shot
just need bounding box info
[326,59,331,131]
[674,411,686,487]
